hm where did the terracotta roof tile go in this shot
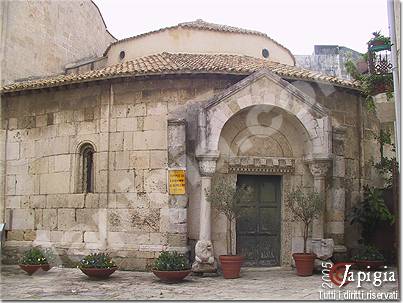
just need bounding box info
[1,53,361,93]
[102,19,295,63]
[178,19,266,36]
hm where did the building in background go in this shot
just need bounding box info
[296,43,397,161]
[295,45,363,80]
[0,0,115,85]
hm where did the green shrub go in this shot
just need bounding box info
[79,253,116,269]
[349,185,394,244]
[42,248,57,265]
[153,251,190,271]
[353,245,385,261]
[20,247,48,265]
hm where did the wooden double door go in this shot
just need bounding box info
[236,175,281,266]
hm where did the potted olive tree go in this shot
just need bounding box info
[206,176,250,279]
[286,187,322,276]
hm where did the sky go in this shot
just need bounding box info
[93,0,390,55]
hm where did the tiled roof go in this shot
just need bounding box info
[102,19,295,63]
[179,19,265,36]
[1,53,361,94]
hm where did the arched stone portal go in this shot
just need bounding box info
[193,69,332,272]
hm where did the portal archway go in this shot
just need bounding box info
[193,69,332,271]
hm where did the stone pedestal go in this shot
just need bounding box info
[312,238,334,271]
[192,152,219,273]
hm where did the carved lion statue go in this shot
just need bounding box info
[195,240,215,264]
[312,238,334,260]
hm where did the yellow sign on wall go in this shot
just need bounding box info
[169,170,186,195]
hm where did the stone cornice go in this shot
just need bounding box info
[228,156,295,175]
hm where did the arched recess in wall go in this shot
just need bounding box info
[217,104,312,172]
[74,141,97,193]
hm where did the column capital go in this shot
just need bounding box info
[196,151,219,177]
[333,125,347,142]
[305,158,331,178]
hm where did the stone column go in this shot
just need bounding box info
[192,152,219,273]
[167,119,188,252]
[0,92,6,231]
[329,126,347,254]
[307,159,331,239]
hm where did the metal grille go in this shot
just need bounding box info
[368,51,393,75]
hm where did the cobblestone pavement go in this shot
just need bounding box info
[1,265,399,300]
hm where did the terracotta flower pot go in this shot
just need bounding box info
[371,40,387,47]
[219,255,244,279]
[152,270,191,283]
[41,264,51,271]
[293,253,316,276]
[79,267,117,279]
[372,82,392,95]
[19,264,44,275]
[354,260,384,271]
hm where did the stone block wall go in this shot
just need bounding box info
[1,75,239,269]
[293,82,381,250]
[1,74,381,268]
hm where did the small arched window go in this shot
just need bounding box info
[80,144,94,193]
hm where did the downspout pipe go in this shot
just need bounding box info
[387,0,401,168]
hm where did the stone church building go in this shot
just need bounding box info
[1,17,380,270]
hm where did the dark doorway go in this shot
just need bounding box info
[236,175,281,266]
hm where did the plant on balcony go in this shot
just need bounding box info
[286,187,322,276]
[363,73,394,97]
[19,247,50,275]
[367,31,391,48]
[152,251,191,283]
[78,252,117,279]
[205,176,251,278]
[345,31,394,112]
[345,59,393,112]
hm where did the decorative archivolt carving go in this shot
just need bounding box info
[228,156,295,174]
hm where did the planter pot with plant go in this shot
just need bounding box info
[286,187,323,277]
[353,245,385,270]
[78,253,117,279]
[19,247,50,275]
[152,251,191,283]
[367,31,391,50]
[345,32,394,113]
[41,248,57,271]
[205,177,251,279]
